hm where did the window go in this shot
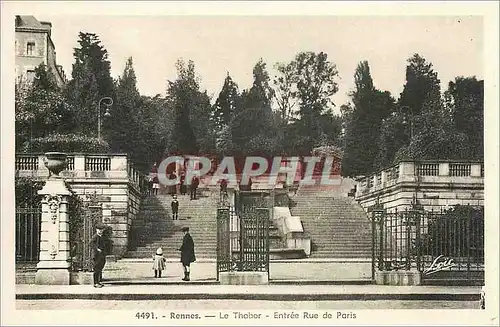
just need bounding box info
[26,70,35,82]
[26,42,35,56]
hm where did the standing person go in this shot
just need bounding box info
[190,176,199,200]
[171,195,179,220]
[169,172,178,195]
[220,178,228,201]
[90,223,107,288]
[178,227,196,281]
[220,178,228,194]
[180,172,187,195]
[152,174,160,195]
[151,162,158,174]
[147,175,154,196]
[152,247,166,278]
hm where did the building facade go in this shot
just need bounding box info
[15,15,66,87]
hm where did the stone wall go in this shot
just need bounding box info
[16,153,144,258]
[15,31,47,80]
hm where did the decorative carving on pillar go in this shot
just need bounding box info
[49,245,57,259]
[47,195,62,224]
[45,194,62,260]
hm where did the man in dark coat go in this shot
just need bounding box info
[178,227,196,281]
[171,194,179,220]
[90,223,107,288]
[190,176,199,200]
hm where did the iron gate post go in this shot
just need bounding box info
[371,216,376,281]
[378,215,384,270]
[415,209,422,272]
[372,201,385,272]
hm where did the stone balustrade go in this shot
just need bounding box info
[355,160,484,212]
[15,153,143,192]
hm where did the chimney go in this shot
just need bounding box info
[40,21,52,37]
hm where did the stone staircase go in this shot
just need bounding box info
[290,181,372,259]
[126,189,218,259]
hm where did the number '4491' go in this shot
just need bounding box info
[136,312,155,319]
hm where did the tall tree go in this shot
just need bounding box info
[109,57,141,158]
[137,94,173,169]
[446,76,484,159]
[275,51,340,155]
[65,32,115,136]
[232,59,279,156]
[399,53,441,117]
[294,51,338,117]
[273,61,297,123]
[190,90,216,155]
[212,73,241,131]
[392,56,472,162]
[164,59,202,155]
[341,61,394,176]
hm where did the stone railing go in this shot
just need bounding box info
[15,153,144,192]
[356,160,484,197]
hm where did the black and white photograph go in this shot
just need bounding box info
[1,1,498,326]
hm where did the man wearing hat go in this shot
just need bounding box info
[178,227,196,281]
[91,223,107,288]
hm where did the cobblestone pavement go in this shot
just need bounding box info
[16,299,480,310]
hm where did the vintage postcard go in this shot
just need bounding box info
[1,1,498,326]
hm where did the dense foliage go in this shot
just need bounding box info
[21,133,110,154]
[15,30,483,177]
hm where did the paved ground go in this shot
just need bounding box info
[16,299,480,310]
[16,284,481,303]
[102,260,372,282]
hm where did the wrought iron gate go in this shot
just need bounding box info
[71,202,102,271]
[371,204,484,285]
[216,191,271,281]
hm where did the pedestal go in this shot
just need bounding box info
[374,270,421,286]
[35,179,72,285]
[219,272,269,285]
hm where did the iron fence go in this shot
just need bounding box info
[71,203,102,272]
[15,205,41,263]
[216,191,271,280]
[372,205,484,284]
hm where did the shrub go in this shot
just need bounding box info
[420,205,484,256]
[21,133,110,154]
[15,177,44,207]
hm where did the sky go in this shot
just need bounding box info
[34,15,483,114]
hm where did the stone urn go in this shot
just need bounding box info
[43,152,67,178]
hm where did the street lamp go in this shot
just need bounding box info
[98,97,113,139]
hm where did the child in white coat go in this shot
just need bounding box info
[153,247,166,278]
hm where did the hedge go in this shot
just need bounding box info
[21,133,110,154]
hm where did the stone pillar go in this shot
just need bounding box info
[471,163,482,177]
[35,179,72,285]
[381,171,387,188]
[439,162,450,176]
[399,161,415,176]
[38,155,50,179]
[74,155,85,171]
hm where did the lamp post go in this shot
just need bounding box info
[97,97,113,139]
